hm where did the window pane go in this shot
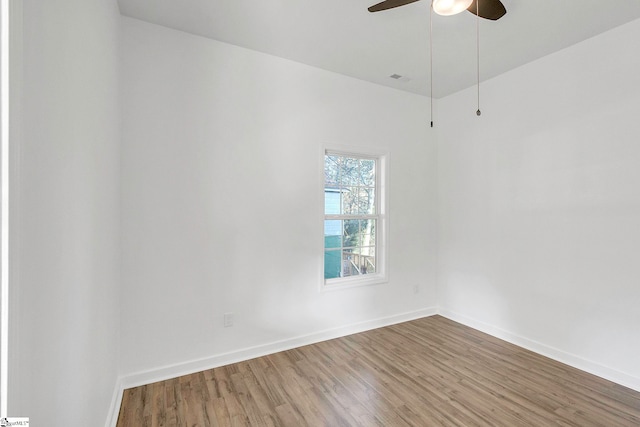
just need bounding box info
[361,219,376,246]
[352,247,376,275]
[342,249,360,277]
[357,187,375,215]
[324,155,340,186]
[342,157,361,186]
[324,249,341,279]
[343,219,361,248]
[342,187,357,215]
[359,159,376,187]
[324,221,342,246]
[324,190,341,215]
[361,249,376,274]
[341,188,375,215]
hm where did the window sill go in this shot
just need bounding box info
[322,273,388,292]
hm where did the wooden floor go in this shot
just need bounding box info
[117,315,640,426]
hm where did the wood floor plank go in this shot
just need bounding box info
[118,316,640,426]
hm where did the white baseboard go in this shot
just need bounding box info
[107,307,437,427]
[438,308,640,393]
[107,306,640,426]
[104,379,124,427]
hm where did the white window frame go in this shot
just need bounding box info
[321,146,388,291]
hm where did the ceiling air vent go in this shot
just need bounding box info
[389,74,411,82]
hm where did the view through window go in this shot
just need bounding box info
[324,151,380,284]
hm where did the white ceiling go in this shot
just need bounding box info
[117,0,640,98]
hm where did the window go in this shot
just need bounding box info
[323,149,386,288]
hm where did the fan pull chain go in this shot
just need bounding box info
[430,1,434,127]
[476,0,481,116]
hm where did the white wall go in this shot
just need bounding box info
[437,18,640,389]
[120,18,438,378]
[10,0,121,424]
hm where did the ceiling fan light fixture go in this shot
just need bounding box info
[432,0,473,16]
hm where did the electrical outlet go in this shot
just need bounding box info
[223,312,234,327]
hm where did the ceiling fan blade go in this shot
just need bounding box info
[368,0,421,13]
[467,0,506,20]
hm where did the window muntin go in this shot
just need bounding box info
[324,151,384,286]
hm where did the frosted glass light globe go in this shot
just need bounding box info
[433,0,473,16]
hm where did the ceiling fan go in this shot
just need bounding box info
[367,0,507,125]
[368,0,507,21]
